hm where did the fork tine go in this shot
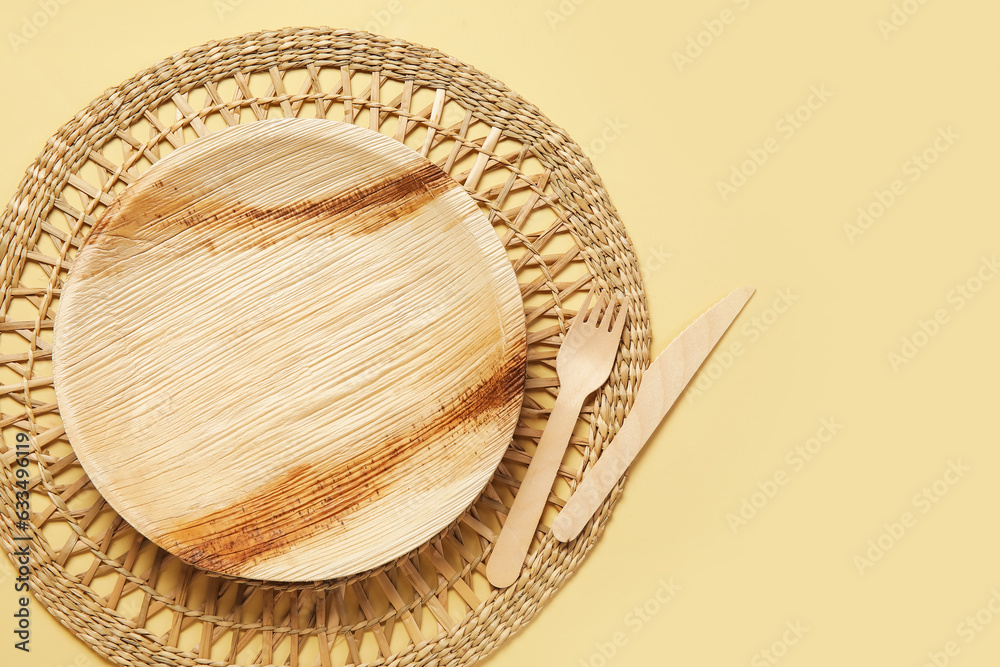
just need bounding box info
[586,294,607,324]
[600,294,621,329]
[610,297,630,337]
[575,286,596,323]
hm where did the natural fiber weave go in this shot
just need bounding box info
[0,28,650,666]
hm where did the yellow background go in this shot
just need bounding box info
[3,0,1000,665]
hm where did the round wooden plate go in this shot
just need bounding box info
[51,118,527,582]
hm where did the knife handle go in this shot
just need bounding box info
[551,416,643,542]
[551,346,679,543]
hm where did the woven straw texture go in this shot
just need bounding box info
[0,28,650,667]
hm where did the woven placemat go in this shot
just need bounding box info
[0,28,650,667]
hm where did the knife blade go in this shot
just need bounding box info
[551,286,755,543]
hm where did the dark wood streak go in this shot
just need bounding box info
[166,345,527,577]
[239,161,455,238]
[73,160,458,281]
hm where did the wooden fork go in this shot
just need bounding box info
[487,289,629,588]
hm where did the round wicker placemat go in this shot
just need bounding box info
[0,28,650,667]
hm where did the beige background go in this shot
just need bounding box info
[2,1,999,665]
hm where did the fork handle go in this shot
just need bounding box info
[486,389,585,588]
[550,417,641,543]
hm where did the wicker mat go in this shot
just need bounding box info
[0,28,650,667]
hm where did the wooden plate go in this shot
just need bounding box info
[51,118,527,582]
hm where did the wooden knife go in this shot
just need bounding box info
[551,286,755,543]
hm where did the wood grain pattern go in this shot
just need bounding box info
[51,118,527,581]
